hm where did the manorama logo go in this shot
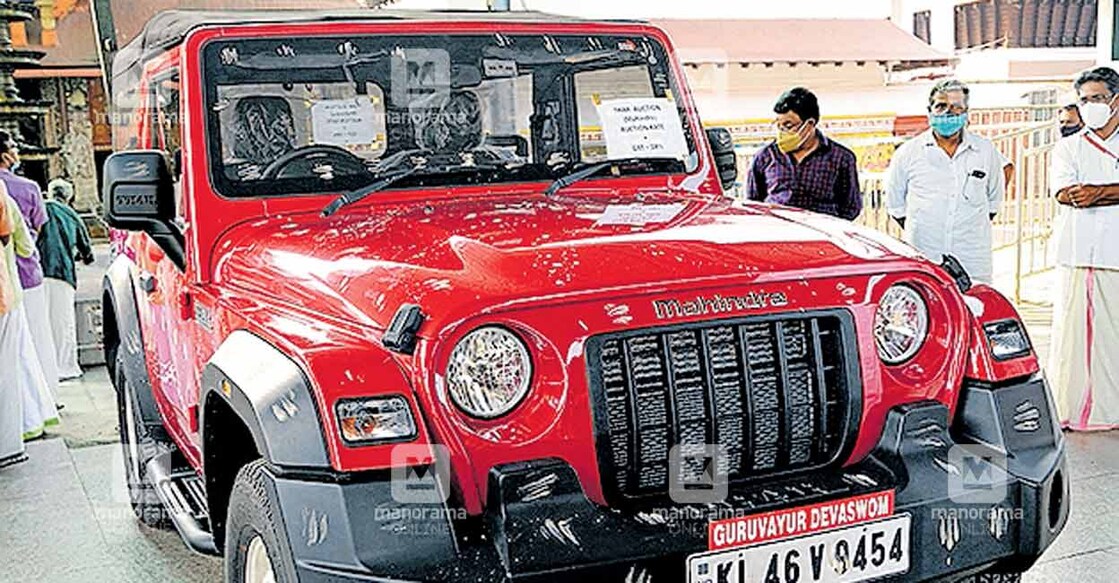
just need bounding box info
[390,444,451,504]
[947,444,1009,504]
[668,443,730,504]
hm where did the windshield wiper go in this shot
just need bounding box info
[544,157,682,198]
[321,165,422,217]
[321,158,511,217]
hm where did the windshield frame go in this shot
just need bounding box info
[199,28,705,199]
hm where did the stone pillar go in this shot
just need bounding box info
[60,79,97,212]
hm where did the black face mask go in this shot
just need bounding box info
[1060,124,1084,137]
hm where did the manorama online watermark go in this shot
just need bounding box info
[373,506,469,522]
[930,507,1025,521]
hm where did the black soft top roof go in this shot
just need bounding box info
[111,9,646,96]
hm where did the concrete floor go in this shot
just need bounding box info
[1,252,1114,581]
[0,438,223,582]
[1,427,1115,582]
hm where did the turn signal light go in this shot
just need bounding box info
[335,396,417,445]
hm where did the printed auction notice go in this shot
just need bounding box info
[311,97,379,147]
[598,97,689,160]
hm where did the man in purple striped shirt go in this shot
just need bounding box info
[0,138,46,291]
[746,87,863,220]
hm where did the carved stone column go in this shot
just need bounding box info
[61,78,97,212]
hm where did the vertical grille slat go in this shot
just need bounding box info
[623,334,671,491]
[591,313,854,501]
[810,319,832,458]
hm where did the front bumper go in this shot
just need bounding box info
[265,375,1068,582]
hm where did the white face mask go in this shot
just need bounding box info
[1080,101,1115,129]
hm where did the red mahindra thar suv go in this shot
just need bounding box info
[99,9,1068,583]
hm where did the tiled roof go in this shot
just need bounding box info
[653,18,952,64]
[34,0,98,68]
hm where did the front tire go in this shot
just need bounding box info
[224,460,298,583]
[114,354,169,528]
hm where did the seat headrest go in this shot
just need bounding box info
[231,96,297,166]
[417,90,483,153]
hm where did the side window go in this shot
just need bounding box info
[574,65,654,162]
[150,74,185,220]
[153,75,182,155]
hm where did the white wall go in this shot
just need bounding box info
[1098,0,1116,67]
[891,0,956,53]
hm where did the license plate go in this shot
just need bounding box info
[688,515,911,583]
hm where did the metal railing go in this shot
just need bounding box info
[992,122,1060,304]
[857,120,1060,305]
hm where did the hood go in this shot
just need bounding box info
[215,192,923,334]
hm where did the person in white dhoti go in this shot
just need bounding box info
[0,186,27,468]
[886,79,1007,284]
[4,193,58,440]
[1048,66,1119,431]
[0,132,60,405]
[39,177,94,380]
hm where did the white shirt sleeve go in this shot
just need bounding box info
[1049,138,1079,195]
[987,147,1006,214]
[885,145,908,218]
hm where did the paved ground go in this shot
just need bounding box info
[3,425,1115,582]
[0,439,223,582]
[1,252,1115,581]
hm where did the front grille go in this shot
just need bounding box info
[587,311,859,502]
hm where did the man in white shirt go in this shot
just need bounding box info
[886,79,1006,284]
[1048,66,1119,431]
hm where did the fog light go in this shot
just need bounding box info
[336,396,417,444]
[983,320,1031,361]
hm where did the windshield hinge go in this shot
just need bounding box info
[383,304,426,355]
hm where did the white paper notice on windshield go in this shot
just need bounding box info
[598,97,688,160]
[311,98,378,146]
[596,202,686,226]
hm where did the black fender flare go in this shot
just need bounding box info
[200,330,330,469]
[102,255,163,428]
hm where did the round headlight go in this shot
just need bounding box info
[446,326,532,419]
[874,285,929,364]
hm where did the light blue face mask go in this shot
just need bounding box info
[929,113,967,137]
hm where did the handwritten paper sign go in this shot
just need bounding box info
[311,98,378,147]
[598,98,688,160]
[596,202,686,226]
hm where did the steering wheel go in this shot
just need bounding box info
[260,144,370,180]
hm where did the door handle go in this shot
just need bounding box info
[139,272,157,294]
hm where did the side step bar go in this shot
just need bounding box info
[146,451,218,555]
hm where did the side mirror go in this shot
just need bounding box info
[706,127,738,193]
[102,151,185,269]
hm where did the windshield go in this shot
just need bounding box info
[202,33,700,197]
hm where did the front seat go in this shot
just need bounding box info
[231,96,297,166]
